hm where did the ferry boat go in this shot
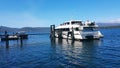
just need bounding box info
[55,20,103,40]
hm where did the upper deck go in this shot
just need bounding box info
[56,20,98,29]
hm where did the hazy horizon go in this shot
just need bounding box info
[0,0,120,28]
[0,22,120,28]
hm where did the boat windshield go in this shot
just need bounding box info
[83,27,98,31]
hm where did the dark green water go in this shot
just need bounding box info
[0,28,120,68]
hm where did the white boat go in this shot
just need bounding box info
[55,20,103,40]
[1,35,19,41]
[0,31,28,41]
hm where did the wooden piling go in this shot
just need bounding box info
[58,30,62,39]
[20,35,23,45]
[71,27,75,41]
[50,25,55,38]
[5,31,9,48]
[67,32,71,40]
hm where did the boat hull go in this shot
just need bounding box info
[55,31,103,40]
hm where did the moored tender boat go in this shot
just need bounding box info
[0,31,28,41]
[55,20,103,40]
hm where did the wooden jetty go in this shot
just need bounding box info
[0,31,50,48]
[0,31,29,48]
[0,31,28,41]
[50,25,75,41]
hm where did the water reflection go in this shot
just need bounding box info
[51,38,102,47]
[50,38,102,67]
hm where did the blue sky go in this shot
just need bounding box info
[0,0,120,27]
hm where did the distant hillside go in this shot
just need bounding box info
[97,23,120,29]
[0,26,19,32]
[97,23,120,27]
[0,26,50,33]
[0,23,120,33]
[19,27,50,32]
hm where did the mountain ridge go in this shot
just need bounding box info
[0,23,120,32]
[0,26,50,32]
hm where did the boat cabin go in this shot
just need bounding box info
[56,20,97,32]
[60,21,82,26]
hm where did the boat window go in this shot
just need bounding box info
[71,21,76,24]
[83,27,97,31]
[75,28,79,31]
[88,22,95,26]
[66,22,69,25]
[62,28,69,31]
[71,21,82,25]
[56,28,70,31]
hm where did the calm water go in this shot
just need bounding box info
[0,28,120,68]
